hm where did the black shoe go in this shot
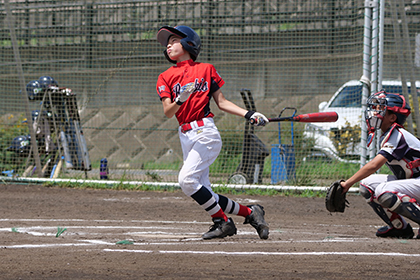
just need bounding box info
[202,217,237,240]
[244,204,269,239]
[376,223,414,239]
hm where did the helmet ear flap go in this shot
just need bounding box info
[180,40,198,61]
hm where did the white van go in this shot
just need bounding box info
[304,80,420,162]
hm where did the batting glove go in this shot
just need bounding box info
[245,111,269,126]
[175,82,195,105]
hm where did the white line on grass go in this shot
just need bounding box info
[0,176,360,192]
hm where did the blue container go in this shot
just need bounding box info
[271,145,287,183]
[100,158,108,179]
[271,144,296,184]
[270,108,297,184]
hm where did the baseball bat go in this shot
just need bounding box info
[52,156,63,179]
[268,111,338,123]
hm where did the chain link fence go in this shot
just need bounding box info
[1,0,419,186]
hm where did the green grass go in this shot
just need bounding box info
[50,151,369,198]
[43,180,326,198]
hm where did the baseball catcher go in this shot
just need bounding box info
[338,90,420,239]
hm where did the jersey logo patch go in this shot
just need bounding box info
[383,143,394,149]
[158,85,166,94]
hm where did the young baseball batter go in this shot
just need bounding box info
[341,90,420,239]
[156,25,269,240]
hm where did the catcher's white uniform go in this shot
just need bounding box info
[362,124,420,199]
[361,124,420,236]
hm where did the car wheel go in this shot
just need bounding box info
[228,172,249,184]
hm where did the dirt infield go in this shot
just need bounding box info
[1,184,420,279]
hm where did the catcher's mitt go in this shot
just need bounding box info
[325,180,349,213]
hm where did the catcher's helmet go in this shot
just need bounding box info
[157,25,201,63]
[38,76,58,90]
[365,90,411,145]
[26,80,43,101]
[7,135,31,157]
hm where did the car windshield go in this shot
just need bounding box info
[330,85,361,107]
[329,84,417,108]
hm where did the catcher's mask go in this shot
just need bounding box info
[365,90,411,147]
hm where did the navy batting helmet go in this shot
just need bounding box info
[157,25,201,63]
[38,76,58,90]
[7,135,31,157]
[26,80,43,101]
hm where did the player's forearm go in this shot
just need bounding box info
[214,92,248,117]
[343,167,376,189]
[343,155,386,190]
[162,98,179,118]
[219,100,248,117]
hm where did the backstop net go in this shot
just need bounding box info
[1,0,419,186]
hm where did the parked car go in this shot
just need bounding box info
[304,80,420,162]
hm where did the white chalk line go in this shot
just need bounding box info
[103,248,420,257]
[0,236,380,250]
[1,218,413,258]
[0,218,208,224]
[0,225,368,241]
[1,243,96,249]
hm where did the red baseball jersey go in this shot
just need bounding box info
[156,59,225,125]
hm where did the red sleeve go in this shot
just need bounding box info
[156,73,172,101]
[211,64,225,89]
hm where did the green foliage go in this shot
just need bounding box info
[143,161,181,170]
[43,181,325,197]
[1,40,12,47]
[210,130,243,174]
[145,171,162,182]
[44,181,179,192]
[212,185,284,196]
[298,160,359,178]
[296,159,360,187]
[330,121,361,160]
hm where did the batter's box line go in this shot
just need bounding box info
[103,249,420,257]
